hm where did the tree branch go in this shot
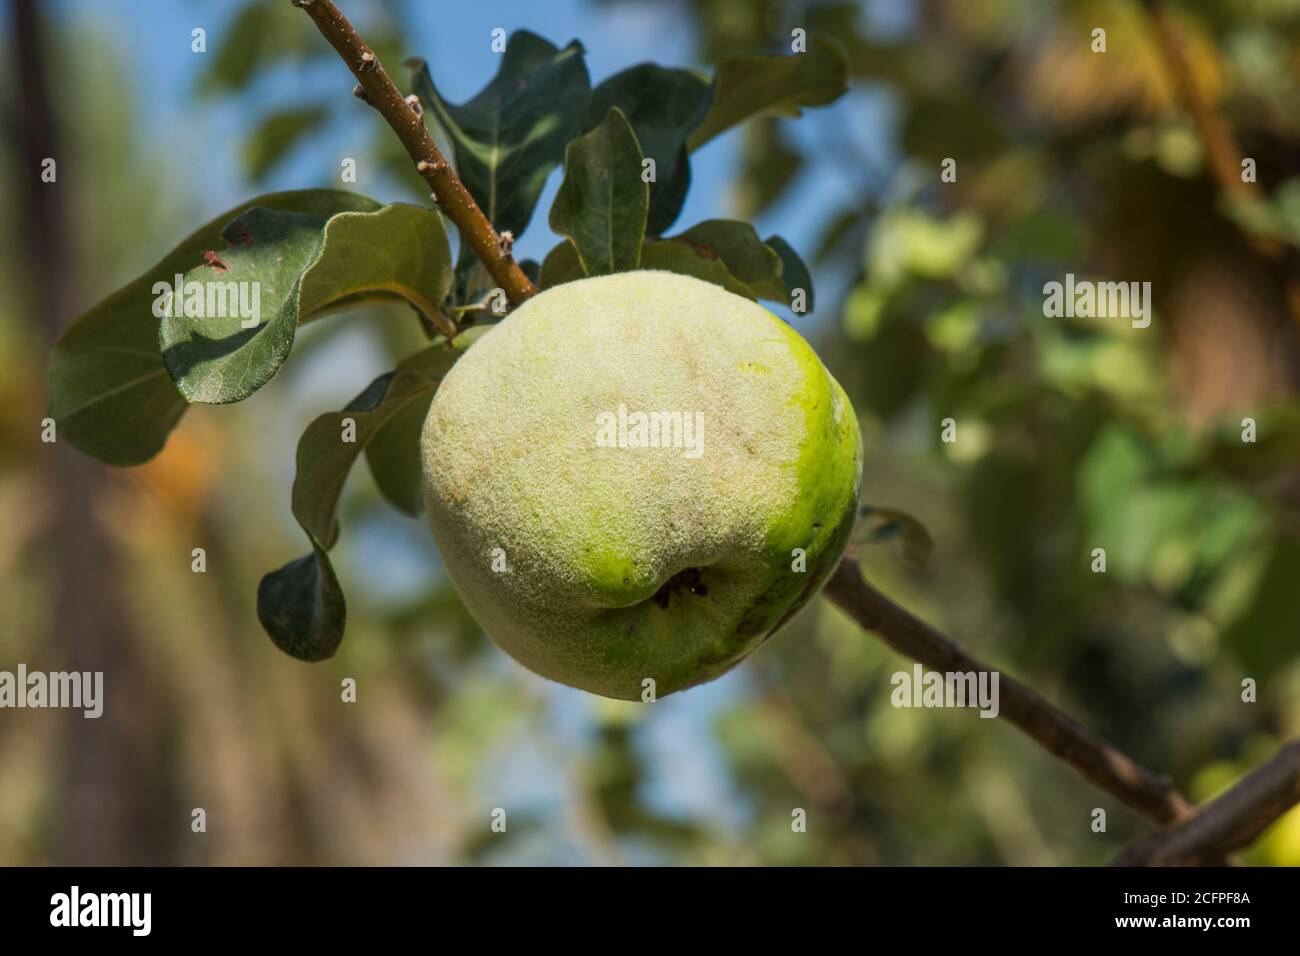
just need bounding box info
[292,0,537,306]
[1141,0,1300,326]
[294,0,1295,864]
[1112,739,1300,866]
[821,558,1195,827]
[1141,0,1255,210]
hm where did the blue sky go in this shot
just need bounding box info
[42,0,896,310]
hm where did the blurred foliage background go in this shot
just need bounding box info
[3,0,1300,865]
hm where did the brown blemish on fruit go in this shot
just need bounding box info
[200,249,229,273]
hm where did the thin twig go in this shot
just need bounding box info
[1112,739,1300,866]
[292,0,537,305]
[821,558,1195,827]
[1141,0,1255,209]
[1141,0,1300,325]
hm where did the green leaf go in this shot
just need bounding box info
[299,204,454,330]
[48,190,378,466]
[364,339,477,516]
[765,234,815,313]
[540,239,587,289]
[243,105,331,183]
[363,396,432,517]
[256,538,345,663]
[160,202,452,404]
[687,34,848,151]
[638,239,755,299]
[585,64,712,235]
[549,107,648,276]
[411,31,590,237]
[538,224,815,309]
[670,220,795,302]
[160,207,336,404]
[450,244,491,307]
[259,368,446,661]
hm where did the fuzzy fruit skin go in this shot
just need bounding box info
[422,271,862,700]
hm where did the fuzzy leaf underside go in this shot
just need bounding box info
[47,190,380,466]
[159,203,452,405]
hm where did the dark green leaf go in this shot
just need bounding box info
[257,538,344,663]
[363,398,431,517]
[585,64,712,235]
[48,190,378,466]
[638,239,755,298]
[672,220,787,300]
[550,107,648,275]
[259,368,446,661]
[364,339,477,516]
[160,202,452,404]
[540,239,587,289]
[687,34,848,151]
[451,244,491,306]
[765,234,815,313]
[411,31,590,237]
[293,371,441,548]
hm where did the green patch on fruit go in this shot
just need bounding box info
[421,270,862,699]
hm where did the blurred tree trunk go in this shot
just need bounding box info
[10,0,177,864]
